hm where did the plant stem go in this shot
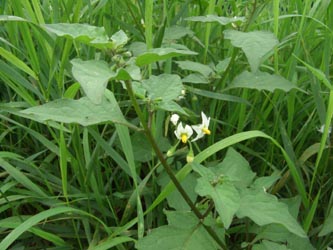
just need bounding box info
[124,80,227,250]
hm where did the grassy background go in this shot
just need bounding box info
[0,0,332,249]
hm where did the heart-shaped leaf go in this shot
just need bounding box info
[136,211,218,250]
[236,189,306,238]
[192,162,240,229]
[135,48,197,66]
[71,59,116,104]
[20,91,131,127]
[142,74,183,102]
[224,30,278,72]
[44,23,111,47]
[231,71,301,92]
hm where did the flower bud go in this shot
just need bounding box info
[186,143,194,163]
[167,141,180,157]
[170,114,180,126]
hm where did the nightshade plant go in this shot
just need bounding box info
[0,1,332,249]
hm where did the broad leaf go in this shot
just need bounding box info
[186,15,245,25]
[110,30,129,48]
[215,57,231,73]
[231,71,300,92]
[143,74,183,102]
[131,132,153,162]
[224,30,278,72]
[254,224,314,250]
[135,48,197,66]
[120,58,141,81]
[20,92,131,127]
[251,172,280,191]
[131,133,169,163]
[253,240,291,250]
[192,163,240,229]
[71,59,116,104]
[214,147,256,188]
[163,26,194,41]
[71,58,141,104]
[158,101,187,115]
[176,61,214,78]
[158,172,197,211]
[182,73,209,84]
[136,211,218,250]
[131,81,146,99]
[236,189,306,238]
[44,23,112,47]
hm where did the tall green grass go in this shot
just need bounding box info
[0,0,332,249]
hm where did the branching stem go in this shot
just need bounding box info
[124,80,227,250]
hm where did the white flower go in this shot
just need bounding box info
[170,114,180,126]
[174,123,193,143]
[191,112,211,142]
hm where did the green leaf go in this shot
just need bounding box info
[215,57,231,73]
[253,240,291,250]
[254,224,314,250]
[90,236,134,250]
[131,81,146,99]
[71,58,141,104]
[157,101,188,115]
[147,131,308,221]
[20,92,132,127]
[63,82,81,99]
[176,60,214,78]
[0,206,109,250]
[293,54,333,91]
[110,30,129,48]
[158,172,197,211]
[131,132,153,162]
[43,23,112,47]
[182,73,209,84]
[0,216,67,247]
[0,47,38,80]
[319,207,333,236]
[163,26,194,41]
[143,74,183,102]
[136,211,218,250]
[186,15,245,25]
[71,59,116,104]
[192,162,240,229]
[214,147,256,188]
[224,30,278,72]
[251,172,280,191]
[0,15,27,22]
[231,71,301,92]
[188,87,250,105]
[0,158,47,198]
[236,189,306,238]
[120,58,142,81]
[135,48,197,66]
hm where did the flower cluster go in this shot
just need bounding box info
[167,112,211,162]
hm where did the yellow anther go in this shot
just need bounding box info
[181,134,188,143]
[202,128,211,135]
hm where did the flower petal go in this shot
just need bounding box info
[170,114,180,126]
[184,124,193,137]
